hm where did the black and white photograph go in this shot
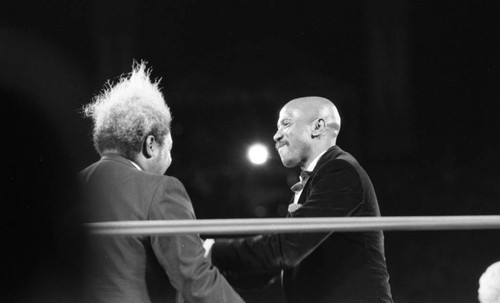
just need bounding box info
[2,1,499,302]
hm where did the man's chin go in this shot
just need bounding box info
[278,150,298,167]
[281,158,298,168]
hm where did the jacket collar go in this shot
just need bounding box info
[310,145,341,176]
[297,146,339,194]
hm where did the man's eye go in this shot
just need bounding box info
[278,121,291,130]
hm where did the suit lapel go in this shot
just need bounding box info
[297,145,341,205]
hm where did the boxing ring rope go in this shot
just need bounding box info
[86,215,500,236]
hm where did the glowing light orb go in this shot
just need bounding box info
[247,143,269,165]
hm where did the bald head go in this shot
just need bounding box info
[285,96,341,139]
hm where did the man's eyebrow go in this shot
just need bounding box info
[277,119,291,129]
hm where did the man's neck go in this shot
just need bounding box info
[102,149,143,171]
[101,149,123,156]
[303,149,328,172]
[301,144,334,170]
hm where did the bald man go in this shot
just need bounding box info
[211,97,393,302]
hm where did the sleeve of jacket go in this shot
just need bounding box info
[212,159,364,272]
[149,176,244,303]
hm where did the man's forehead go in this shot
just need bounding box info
[278,107,297,122]
[279,103,316,122]
[279,106,300,119]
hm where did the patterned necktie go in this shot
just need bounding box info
[288,170,311,213]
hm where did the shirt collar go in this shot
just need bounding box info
[129,160,142,171]
[304,149,328,173]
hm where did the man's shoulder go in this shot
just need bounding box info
[135,172,187,198]
[321,146,359,167]
[79,158,181,187]
[313,146,370,183]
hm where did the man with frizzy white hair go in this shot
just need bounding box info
[479,261,500,303]
[84,62,173,163]
[78,62,244,303]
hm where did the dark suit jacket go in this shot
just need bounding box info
[212,146,393,303]
[78,154,243,303]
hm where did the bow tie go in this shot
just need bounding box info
[290,170,311,193]
[288,171,311,213]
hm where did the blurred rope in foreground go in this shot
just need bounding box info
[86,216,500,236]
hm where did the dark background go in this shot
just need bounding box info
[1,1,499,302]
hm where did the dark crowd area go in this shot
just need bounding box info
[1,1,499,302]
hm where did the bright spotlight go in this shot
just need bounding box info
[247,143,269,165]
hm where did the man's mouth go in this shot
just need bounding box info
[275,142,287,151]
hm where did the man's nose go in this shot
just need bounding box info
[273,129,283,142]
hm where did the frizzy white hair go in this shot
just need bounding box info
[83,61,172,159]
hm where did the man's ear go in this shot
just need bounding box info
[142,135,156,159]
[311,118,326,137]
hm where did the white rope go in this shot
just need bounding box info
[85,215,500,236]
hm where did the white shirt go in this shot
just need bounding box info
[293,150,327,204]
